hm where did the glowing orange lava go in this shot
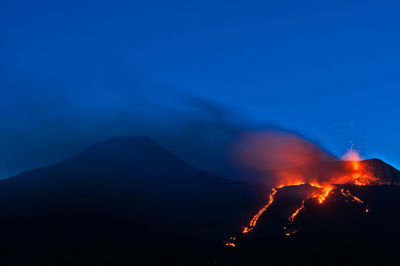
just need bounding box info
[285,229,299,236]
[340,188,364,204]
[310,184,334,204]
[289,200,305,223]
[241,149,378,236]
[224,236,236,247]
[330,161,382,186]
[224,242,236,247]
[242,188,277,234]
[224,148,386,247]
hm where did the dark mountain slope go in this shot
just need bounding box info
[218,186,400,266]
[216,159,400,266]
[0,136,264,266]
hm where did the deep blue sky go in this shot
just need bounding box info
[2,0,400,178]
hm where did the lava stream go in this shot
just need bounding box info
[285,229,299,236]
[289,200,305,223]
[242,183,335,235]
[225,148,384,247]
[224,236,236,247]
[240,182,371,239]
[242,188,277,234]
[339,188,369,213]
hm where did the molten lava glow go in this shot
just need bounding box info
[330,158,382,186]
[224,237,236,247]
[334,148,383,186]
[289,200,305,223]
[242,188,277,234]
[310,184,334,204]
[224,135,388,248]
[239,148,379,238]
[223,141,389,248]
[340,188,365,204]
[285,229,299,236]
[242,183,337,235]
[224,242,235,247]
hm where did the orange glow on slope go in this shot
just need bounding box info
[329,160,381,186]
[242,188,277,234]
[285,229,299,236]
[224,236,236,247]
[239,148,381,237]
[330,156,382,186]
[310,184,334,204]
[340,188,366,204]
[226,133,397,249]
[242,183,335,235]
[289,200,305,223]
[333,148,384,186]
[223,139,391,248]
[224,242,236,247]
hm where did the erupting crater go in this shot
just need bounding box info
[225,151,400,248]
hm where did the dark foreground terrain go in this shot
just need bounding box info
[0,136,265,265]
[216,185,400,266]
[1,137,400,265]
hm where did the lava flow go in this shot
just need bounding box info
[226,143,390,247]
[241,182,334,235]
[242,188,277,234]
[225,132,397,248]
[288,200,305,223]
[240,148,378,236]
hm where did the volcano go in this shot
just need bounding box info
[2,137,400,266]
[218,159,400,266]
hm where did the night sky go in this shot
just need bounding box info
[2,0,400,179]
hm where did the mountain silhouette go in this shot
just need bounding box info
[3,137,400,266]
[0,136,264,266]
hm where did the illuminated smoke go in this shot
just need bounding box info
[225,130,384,244]
[233,131,338,186]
